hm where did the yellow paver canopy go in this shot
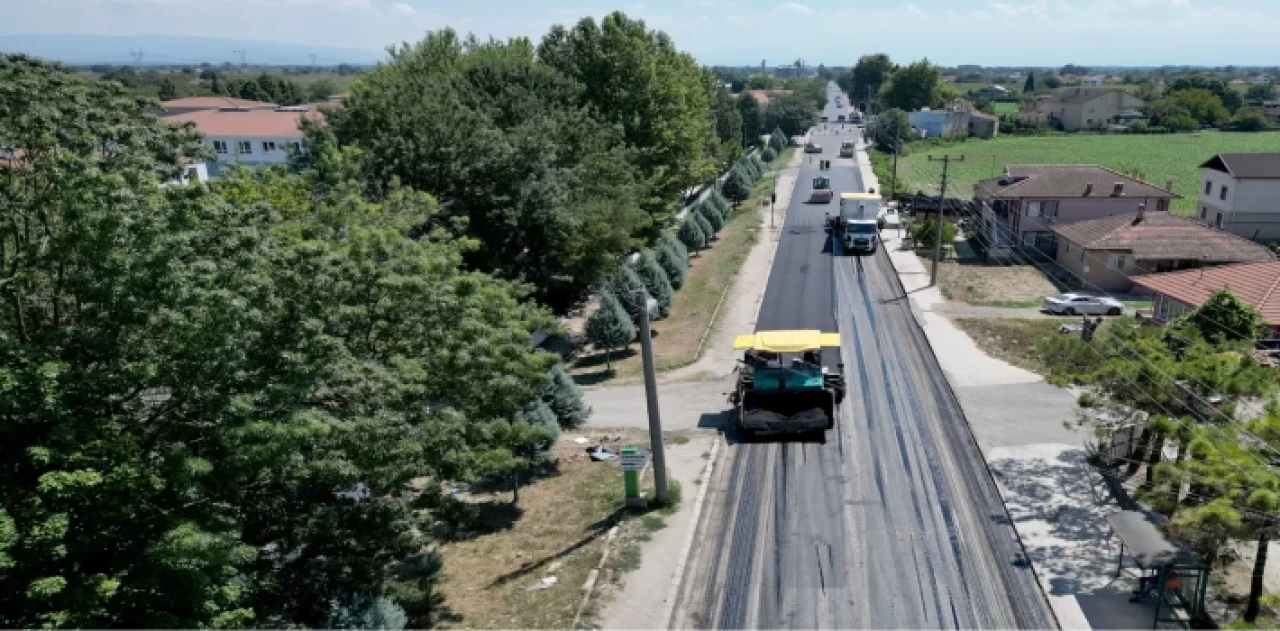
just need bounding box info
[733,330,841,352]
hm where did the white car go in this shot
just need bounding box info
[1041,293,1125,316]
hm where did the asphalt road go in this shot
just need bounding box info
[675,84,1056,629]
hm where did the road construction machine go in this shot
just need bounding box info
[730,330,846,435]
[839,140,855,158]
[808,175,833,203]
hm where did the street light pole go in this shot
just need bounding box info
[635,290,669,502]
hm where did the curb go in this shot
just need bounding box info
[659,433,722,629]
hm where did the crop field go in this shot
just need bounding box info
[992,102,1019,115]
[890,132,1280,214]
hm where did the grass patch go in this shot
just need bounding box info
[639,515,667,533]
[434,431,648,629]
[664,432,690,446]
[992,102,1019,115]
[952,318,1062,374]
[889,132,1280,214]
[572,149,795,384]
[931,259,1059,307]
[605,544,642,576]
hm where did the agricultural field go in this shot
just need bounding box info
[992,102,1019,115]
[890,132,1280,214]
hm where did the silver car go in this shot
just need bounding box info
[1041,293,1124,316]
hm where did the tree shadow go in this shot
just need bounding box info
[572,347,638,370]
[486,506,627,588]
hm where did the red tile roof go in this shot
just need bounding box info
[161,96,278,111]
[1134,261,1280,324]
[746,89,793,105]
[1052,211,1275,263]
[166,108,323,139]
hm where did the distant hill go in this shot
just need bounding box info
[0,33,385,66]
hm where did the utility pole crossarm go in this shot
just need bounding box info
[926,154,966,287]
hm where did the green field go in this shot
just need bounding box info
[992,102,1019,115]
[891,132,1280,214]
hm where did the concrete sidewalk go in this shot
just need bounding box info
[858,143,1160,630]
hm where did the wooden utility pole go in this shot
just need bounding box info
[927,154,965,286]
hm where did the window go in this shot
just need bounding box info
[186,167,199,181]
[1043,200,1059,218]
[1204,180,1212,195]
[1220,185,1229,201]
[1108,253,1128,271]
[1022,232,1036,247]
[289,142,302,152]
[262,141,277,152]
[236,141,252,155]
[1200,206,1207,219]
[1086,119,1093,125]
[1215,213,1224,229]
[1157,199,1168,212]
[1027,201,1042,217]
[1080,249,1086,264]
[212,140,228,154]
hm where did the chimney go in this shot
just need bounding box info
[1165,178,1174,193]
[1112,182,1125,196]
[1136,203,1146,222]
[1085,182,1094,196]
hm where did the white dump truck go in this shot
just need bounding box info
[825,192,880,254]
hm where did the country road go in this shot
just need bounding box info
[670,84,1057,629]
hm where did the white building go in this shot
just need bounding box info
[1080,76,1105,87]
[166,106,320,177]
[1198,153,1280,242]
[908,105,971,138]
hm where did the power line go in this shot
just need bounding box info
[232,49,248,67]
[130,49,144,68]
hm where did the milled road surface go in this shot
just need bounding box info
[673,85,1056,629]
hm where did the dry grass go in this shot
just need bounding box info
[572,149,794,384]
[436,429,652,629]
[952,318,1061,374]
[932,259,1060,308]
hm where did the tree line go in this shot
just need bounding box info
[1042,291,1280,624]
[1,50,592,628]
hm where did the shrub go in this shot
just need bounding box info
[678,217,707,251]
[708,189,731,216]
[909,218,958,250]
[609,265,648,323]
[656,240,687,289]
[544,363,590,429]
[750,153,765,175]
[693,211,715,241]
[761,146,777,162]
[660,231,688,263]
[722,167,752,203]
[697,203,723,233]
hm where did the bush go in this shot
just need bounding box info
[656,240,687,289]
[633,251,673,318]
[1164,114,1200,132]
[738,157,759,181]
[750,153,765,175]
[678,217,707,251]
[544,363,590,429]
[1228,107,1272,132]
[722,167,752,202]
[707,189,731,216]
[326,594,409,630]
[660,231,688,263]
[769,128,787,152]
[761,146,777,162]
[909,218,958,250]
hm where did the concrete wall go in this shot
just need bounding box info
[206,135,303,177]
[909,110,970,138]
[1054,241,1138,292]
[1013,196,1162,243]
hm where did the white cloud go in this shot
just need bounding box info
[389,1,413,13]
[905,3,924,15]
[773,2,813,15]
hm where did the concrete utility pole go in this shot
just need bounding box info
[928,154,965,286]
[635,289,669,502]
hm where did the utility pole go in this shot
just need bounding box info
[890,127,900,199]
[634,289,669,502]
[308,54,318,68]
[927,154,965,286]
[233,49,247,67]
[130,49,144,68]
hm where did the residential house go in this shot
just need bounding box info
[1197,153,1280,242]
[1081,76,1105,87]
[967,110,1000,138]
[1052,209,1273,293]
[160,96,278,117]
[745,89,793,105]
[975,164,1180,258]
[165,105,322,177]
[1134,260,1280,336]
[1022,88,1145,131]
[908,105,970,138]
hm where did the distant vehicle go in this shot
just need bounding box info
[1041,293,1124,316]
[809,175,833,203]
[826,192,880,254]
[804,142,822,153]
[730,330,846,435]
[839,141,855,158]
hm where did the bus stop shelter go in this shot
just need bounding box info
[1107,510,1209,629]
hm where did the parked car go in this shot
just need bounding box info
[804,142,822,153]
[1041,293,1124,316]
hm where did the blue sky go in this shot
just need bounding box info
[4,0,1278,66]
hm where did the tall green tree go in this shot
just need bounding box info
[539,12,717,230]
[849,54,895,110]
[1156,88,1230,126]
[544,364,590,429]
[871,108,911,153]
[1245,84,1275,103]
[678,217,707,251]
[609,265,648,323]
[737,92,764,148]
[1023,71,1037,94]
[764,92,819,137]
[633,252,673,318]
[327,31,647,311]
[881,59,943,111]
[1166,75,1243,112]
[1180,289,1265,344]
[722,167,752,204]
[656,241,687,289]
[712,86,744,166]
[584,290,636,370]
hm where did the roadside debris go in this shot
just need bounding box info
[528,576,558,591]
[587,446,618,462]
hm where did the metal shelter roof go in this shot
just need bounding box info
[733,330,841,352]
[1107,510,1179,568]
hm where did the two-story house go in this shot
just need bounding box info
[165,106,322,177]
[908,105,970,138]
[1196,153,1280,242]
[1023,89,1145,131]
[975,165,1180,259]
[1052,209,1273,292]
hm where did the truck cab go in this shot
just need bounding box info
[838,192,881,254]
